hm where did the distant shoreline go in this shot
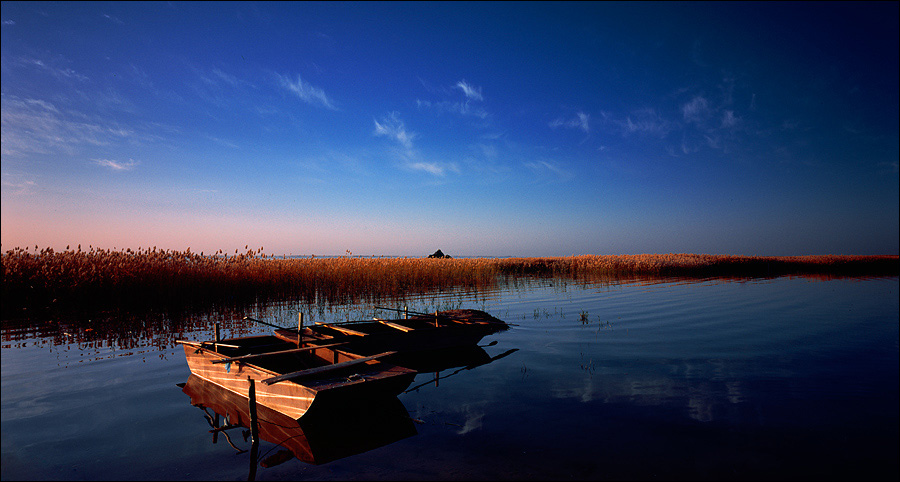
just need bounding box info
[2,247,897,319]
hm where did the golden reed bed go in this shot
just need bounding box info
[2,246,897,318]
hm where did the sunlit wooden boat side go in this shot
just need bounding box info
[178,335,416,420]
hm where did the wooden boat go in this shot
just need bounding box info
[181,374,417,466]
[271,308,509,356]
[177,335,416,420]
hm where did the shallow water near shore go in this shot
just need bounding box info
[2,275,898,480]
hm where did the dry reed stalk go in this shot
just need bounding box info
[2,247,896,318]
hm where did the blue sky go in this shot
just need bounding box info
[2,1,897,256]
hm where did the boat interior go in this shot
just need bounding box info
[208,335,367,376]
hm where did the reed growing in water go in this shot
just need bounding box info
[2,246,897,318]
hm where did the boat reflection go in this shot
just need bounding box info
[181,374,417,467]
[387,342,495,372]
[398,344,519,393]
[179,342,518,473]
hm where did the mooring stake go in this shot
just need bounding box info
[248,376,260,481]
[297,312,303,346]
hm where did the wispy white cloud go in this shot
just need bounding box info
[277,73,337,110]
[206,135,240,149]
[620,108,671,138]
[550,111,590,133]
[210,68,246,88]
[1,95,141,157]
[128,65,187,107]
[682,96,710,123]
[781,119,801,130]
[23,98,60,113]
[1,179,35,195]
[373,112,457,177]
[680,135,699,155]
[374,112,415,151]
[417,80,489,119]
[3,20,15,25]
[478,143,498,159]
[661,89,745,155]
[525,160,572,181]
[721,110,738,128]
[409,162,449,176]
[18,56,89,82]
[92,158,139,171]
[198,67,256,92]
[102,13,124,25]
[456,80,483,101]
[416,98,488,119]
[578,112,590,132]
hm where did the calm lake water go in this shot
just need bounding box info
[2,275,898,480]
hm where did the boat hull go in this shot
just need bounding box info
[181,339,416,420]
[274,309,508,356]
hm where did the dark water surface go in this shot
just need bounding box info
[2,276,897,480]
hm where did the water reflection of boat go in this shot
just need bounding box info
[401,344,520,393]
[177,335,416,420]
[177,338,518,475]
[388,343,494,373]
[270,308,509,356]
[181,374,417,466]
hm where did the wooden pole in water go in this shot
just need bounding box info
[297,313,303,346]
[405,306,408,320]
[248,377,259,443]
[248,376,259,481]
[435,311,439,327]
[214,323,220,353]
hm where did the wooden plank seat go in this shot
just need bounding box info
[176,340,240,349]
[374,318,415,332]
[313,323,368,337]
[262,351,397,385]
[210,342,348,364]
